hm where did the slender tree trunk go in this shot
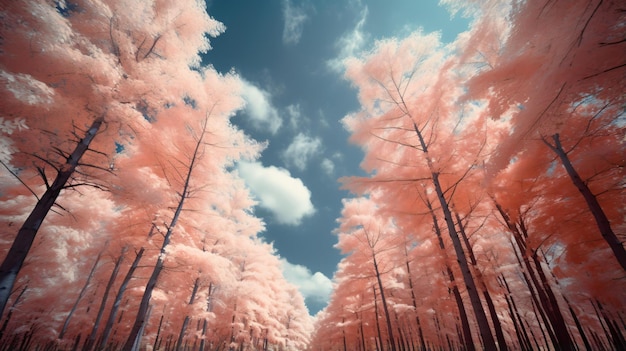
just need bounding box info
[0,116,104,318]
[123,119,208,351]
[403,245,426,351]
[544,133,626,271]
[176,277,200,351]
[424,195,475,351]
[60,250,103,339]
[373,285,384,351]
[99,248,144,350]
[373,253,397,351]
[412,123,497,349]
[84,247,127,351]
[456,212,508,351]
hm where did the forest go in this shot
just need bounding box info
[0,0,624,351]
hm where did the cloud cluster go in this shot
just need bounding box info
[240,80,282,134]
[282,133,322,171]
[281,259,332,303]
[237,161,315,225]
[282,0,310,45]
[327,5,369,72]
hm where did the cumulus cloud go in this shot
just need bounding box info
[281,259,332,303]
[327,5,369,72]
[282,0,310,45]
[237,161,315,225]
[282,133,322,171]
[240,80,282,134]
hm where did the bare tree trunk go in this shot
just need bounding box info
[176,277,200,351]
[99,247,144,350]
[412,123,497,349]
[456,212,508,350]
[84,247,127,351]
[424,195,475,351]
[402,245,426,351]
[0,116,104,318]
[373,285,384,351]
[373,253,397,351]
[544,133,626,271]
[123,119,209,351]
[60,250,103,339]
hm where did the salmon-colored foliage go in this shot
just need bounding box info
[0,0,311,349]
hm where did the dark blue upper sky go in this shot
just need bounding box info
[202,0,470,314]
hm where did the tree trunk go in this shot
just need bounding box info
[84,247,127,351]
[60,250,103,339]
[545,133,626,271]
[456,212,508,350]
[176,277,200,351]
[373,285,384,351]
[402,245,426,351]
[0,116,104,318]
[413,123,497,349]
[123,119,208,351]
[424,195,475,351]
[99,247,144,350]
[373,253,397,351]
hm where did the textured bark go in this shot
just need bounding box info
[0,116,104,318]
[544,133,626,271]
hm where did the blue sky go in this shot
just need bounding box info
[202,0,470,314]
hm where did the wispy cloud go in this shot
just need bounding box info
[280,258,332,304]
[327,5,369,72]
[282,133,322,171]
[282,0,310,45]
[237,161,315,225]
[320,158,335,176]
[240,80,282,134]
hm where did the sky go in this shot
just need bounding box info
[202,0,471,314]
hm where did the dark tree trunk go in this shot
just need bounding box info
[402,245,427,351]
[456,212,508,351]
[373,254,397,351]
[176,277,200,351]
[544,133,626,271]
[373,285,384,351]
[0,116,104,318]
[84,247,127,351]
[123,120,208,351]
[424,196,475,351]
[412,123,496,350]
[99,248,144,350]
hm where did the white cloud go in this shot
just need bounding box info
[240,80,282,134]
[327,5,369,72]
[282,0,309,45]
[286,103,303,129]
[281,259,332,303]
[237,161,315,225]
[320,158,335,176]
[282,133,322,171]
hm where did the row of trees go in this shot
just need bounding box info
[311,0,624,350]
[0,1,311,350]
